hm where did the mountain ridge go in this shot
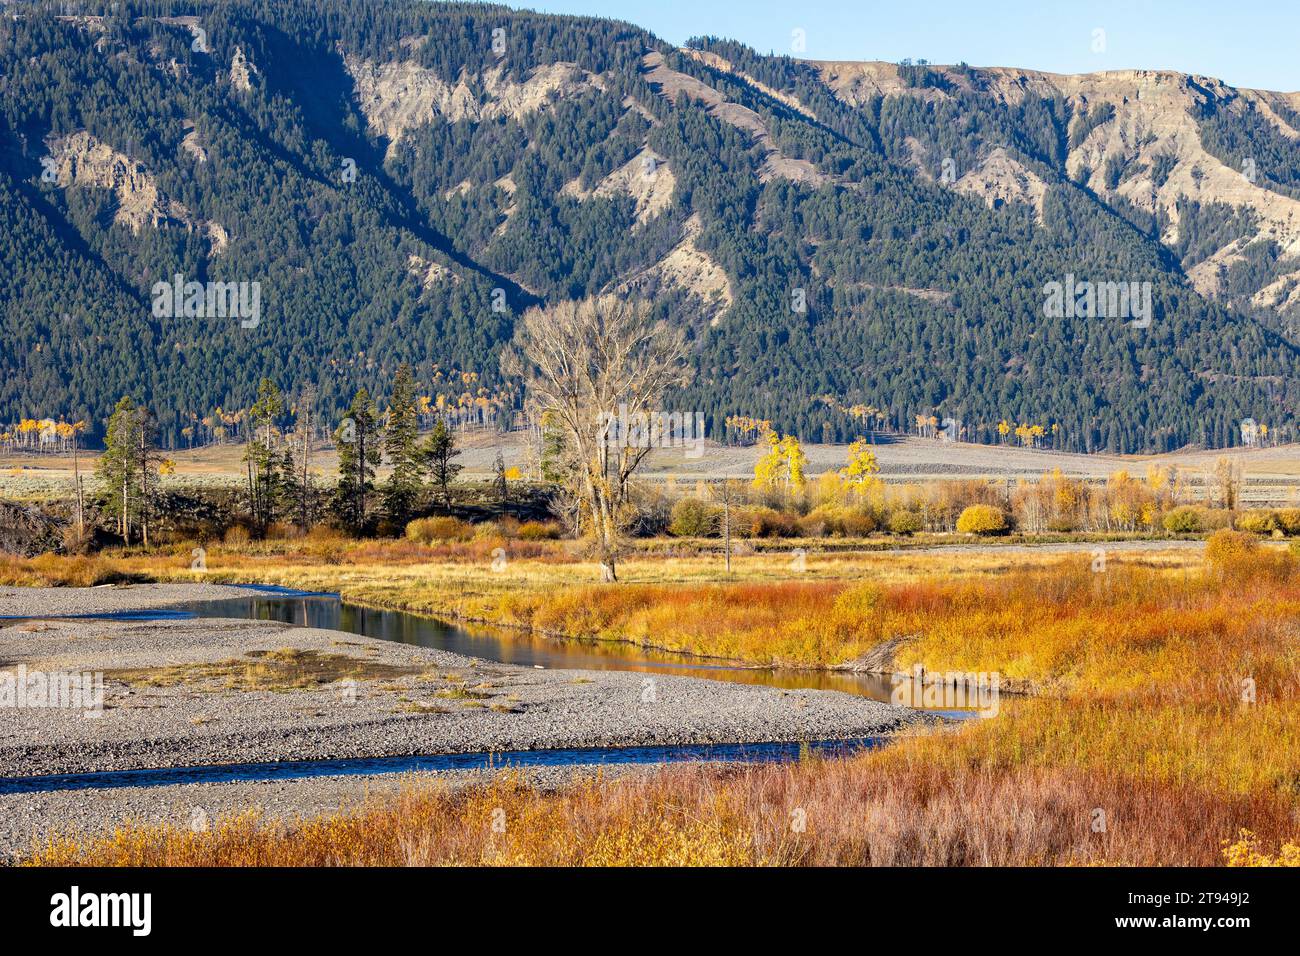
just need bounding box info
[1,0,1298,454]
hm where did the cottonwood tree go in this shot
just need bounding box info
[709,479,744,575]
[1214,456,1243,512]
[752,431,807,495]
[504,296,689,582]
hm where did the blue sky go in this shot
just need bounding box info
[509,1,1299,92]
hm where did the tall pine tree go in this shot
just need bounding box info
[96,396,157,545]
[333,387,380,533]
[245,378,284,530]
[382,363,423,526]
[423,418,462,511]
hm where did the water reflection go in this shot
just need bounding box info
[175,593,974,717]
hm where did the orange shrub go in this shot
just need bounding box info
[518,520,561,541]
[405,516,473,543]
[474,517,521,540]
[740,507,797,538]
[796,506,842,537]
[1,553,132,587]
[27,757,1299,868]
[840,511,877,536]
[1205,529,1257,568]
[1205,529,1294,583]
[301,525,349,561]
[223,525,251,547]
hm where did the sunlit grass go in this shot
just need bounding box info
[13,532,1300,867]
[107,648,419,693]
[27,755,1300,867]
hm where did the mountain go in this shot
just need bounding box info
[810,57,1300,329]
[2,0,1299,453]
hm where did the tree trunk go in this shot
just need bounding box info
[356,430,366,524]
[140,423,150,549]
[72,436,84,534]
[300,406,312,530]
[599,547,617,583]
[596,501,617,581]
[587,473,618,583]
[723,495,731,575]
[246,450,257,527]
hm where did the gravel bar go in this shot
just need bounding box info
[0,584,927,860]
[0,582,270,617]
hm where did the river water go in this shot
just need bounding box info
[170,587,961,708]
[0,586,970,791]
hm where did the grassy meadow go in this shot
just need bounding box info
[8,528,1300,866]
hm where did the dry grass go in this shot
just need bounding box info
[26,757,1300,867]
[478,551,1300,694]
[107,649,419,693]
[14,535,1300,867]
[0,553,140,587]
[0,534,1201,631]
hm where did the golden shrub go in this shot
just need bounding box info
[1237,510,1277,535]
[956,504,1006,535]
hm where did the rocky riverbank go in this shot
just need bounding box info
[0,583,927,860]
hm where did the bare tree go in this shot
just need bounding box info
[710,480,744,575]
[1213,455,1242,512]
[505,296,689,582]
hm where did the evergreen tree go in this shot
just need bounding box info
[96,396,156,545]
[290,384,318,531]
[333,387,380,532]
[275,448,301,526]
[423,418,462,511]
[539,410,570,484]
[382,363,423,525]
[245,378,284,530]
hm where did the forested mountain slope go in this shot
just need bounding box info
[2,0,1298,452]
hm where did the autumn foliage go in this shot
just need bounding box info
[955,504,1007,535]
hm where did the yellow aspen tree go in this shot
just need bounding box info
[781,434,808,491]
[752,430,784,490]
[840,438,881,488]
